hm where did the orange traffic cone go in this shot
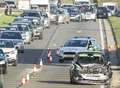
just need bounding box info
[40,59,43,67]
[33,64,37,72]
[48,48,52,64]
[21,75,26,85]
[26,74,30,83]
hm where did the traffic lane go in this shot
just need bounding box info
[22,21,107,88]
[23,64,109,88]
[0,24,60,88]
[0,64,32,88]
[48,20,101,49]
[19,21,101,64]
[18,25,59,64]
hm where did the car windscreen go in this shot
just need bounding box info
[97,7,107,13]
[68,8,79,15]
[0,40,14,48]
[64,40,88,47]
[1,32,22,39]
[23,12,40,18]
[107,6,115,10]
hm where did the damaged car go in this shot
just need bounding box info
[69,52,112,84]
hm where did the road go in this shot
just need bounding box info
[0,20,110,88]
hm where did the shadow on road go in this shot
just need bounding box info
[37,80,70,85]
[18,49,60,64]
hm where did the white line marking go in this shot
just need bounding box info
[99,19,105,53]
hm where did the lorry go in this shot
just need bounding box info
[18,0,30,10]
[103,2,118,16]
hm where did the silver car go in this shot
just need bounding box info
[0,31,24,53]
[57,37,101,63]
[10,23,33,44]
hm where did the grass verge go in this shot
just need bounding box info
[0,12,21,27]
[109,17,120,46]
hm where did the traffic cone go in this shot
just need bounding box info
[108,46,111,52]
[21,75,26,85]
[40,59,43,67]
[33,64,37,72]
[26,74,30,83]
[48,48,52,64]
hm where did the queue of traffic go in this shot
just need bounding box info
[0,1,113,86]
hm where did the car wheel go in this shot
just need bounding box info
[67,21,69,24]
[39,32,43,39]
[3,65,7,74]
[20,50,24,53]
[70,76,75,84]
[59,59,64,63]
[13,60,17,66]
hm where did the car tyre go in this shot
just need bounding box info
[70,76,75,84]
[13,60,17,66]
[3,65,7,74]
[59,59,64,63]
[20,50,24,53]
[39,32,43,40]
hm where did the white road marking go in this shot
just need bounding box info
[100,85,105,88]
[76,30,81,33]
[99,19,105,53]
[53,43,57,46]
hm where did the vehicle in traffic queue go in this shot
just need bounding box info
[0,39,18,66]
[13,16,44,39]
[69,52,112,84]
[97,6,108,19]
[22,10,44,26]
[10,23,33,44]
[57,37,101,63]
[67,7,82,22]
[81,6,96,21]
[0,31,24,53]
[57,8,70,24]
[0,49,7,74]
[42,12,50,28]
[50,5,59,25]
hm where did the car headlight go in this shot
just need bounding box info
[0,60,5,64]
[33,19,39,23]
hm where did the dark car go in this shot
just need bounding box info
[115,10,120,17]
[0,49,7,74]
[97,7,108,19]
[69,52,112,84]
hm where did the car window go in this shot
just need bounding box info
[0,40,14,48]
[23,12,40,18]
[0,49,4,58]
[1,32,22,39]
[64,40,88,47]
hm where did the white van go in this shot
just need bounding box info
[103,2,118,16]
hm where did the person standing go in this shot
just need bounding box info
[9,6,12,15]
[4,3,8,15]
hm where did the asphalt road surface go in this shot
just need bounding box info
[0,20,110,88]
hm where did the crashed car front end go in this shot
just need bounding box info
[70,52,112,84]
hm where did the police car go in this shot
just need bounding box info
[57,37,101,63]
